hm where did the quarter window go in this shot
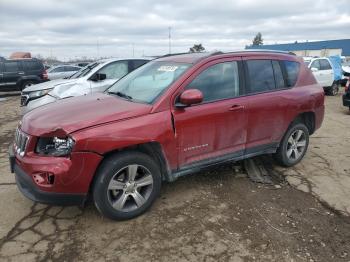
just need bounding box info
[186,61,240,103]
[24,61,42,70]
[284,61,300,87]
[246,60,275,93]
[131,60,148,70]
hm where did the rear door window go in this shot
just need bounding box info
[246,60,275,93]
[4,61,20,72]
[98,61,129,79]
[319,59,332,70]
[186,61,240,103]
[65,66,80,72]
[284,61,300,87]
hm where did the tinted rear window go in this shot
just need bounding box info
[246,60,275,93]
[284,61,300,87]
[24,60,43,71]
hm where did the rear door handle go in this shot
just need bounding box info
[229,105,245,111]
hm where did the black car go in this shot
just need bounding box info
[0,58,47,91]
[343,72,350,110]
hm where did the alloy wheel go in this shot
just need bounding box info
[286,129,307,161]
[107,164,154,212]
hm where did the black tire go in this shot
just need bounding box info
[93,151,161,220]
[21,80,36,91]
[328,82,339,96]
[274,123,309,167]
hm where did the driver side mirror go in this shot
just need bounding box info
[311,67,319,72]
[90,73,107,82]
[175,89,203,108]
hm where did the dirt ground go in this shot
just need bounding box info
[0,92,349,262]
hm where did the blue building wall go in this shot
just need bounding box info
[246,39,350,56]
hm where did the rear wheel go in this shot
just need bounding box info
[329,82,339,96]
[93,151,161,220]
[274,123,309,167]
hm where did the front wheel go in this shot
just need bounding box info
[21,80,36,91]
[274,123,309,167]
[93,151,161,220]
[329,82,339,96]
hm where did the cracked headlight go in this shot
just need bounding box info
[28,88,53,99]
[36,137,75,156]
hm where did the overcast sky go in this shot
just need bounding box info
[0,0,349,61]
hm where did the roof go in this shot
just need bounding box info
[156,50,297,64]
[98,57,153,64]
[246,39,350,56]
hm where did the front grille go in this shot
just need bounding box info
[20,94,29,106]
[14,128,29,156]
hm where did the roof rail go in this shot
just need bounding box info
[161,51,224,58]
[161,52,192,58]
[212,49,296,56]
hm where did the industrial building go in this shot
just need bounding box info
[246,39,350,58]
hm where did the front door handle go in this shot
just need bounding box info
[229,105,245,111]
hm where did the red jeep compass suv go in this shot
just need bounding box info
[9,51,325,220]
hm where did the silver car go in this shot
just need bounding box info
[47,65,81,80]
[21,58,150,114]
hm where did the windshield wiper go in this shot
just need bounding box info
[108,91,133,100]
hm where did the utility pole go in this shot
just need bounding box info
[97,38,100,59]
[168,26,171,54]
[132,43,135,57]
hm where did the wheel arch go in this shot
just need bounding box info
[89,142,173,194]
[290,111,316,135]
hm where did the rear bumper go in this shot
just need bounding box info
[343,94,350,107]
[14,163,86,206]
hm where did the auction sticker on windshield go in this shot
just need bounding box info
[157,66,178,72]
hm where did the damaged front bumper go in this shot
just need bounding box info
[9,144,102,206]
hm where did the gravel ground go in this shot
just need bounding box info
[0,93,349,262]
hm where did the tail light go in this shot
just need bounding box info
[345,79,350,92]
[42,69,48,80]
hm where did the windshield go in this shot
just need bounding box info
[107,61,191,103]
[69,62,100,79]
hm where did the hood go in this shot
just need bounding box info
[22,78,78,92]
[343,65,350,74]
[21,93,152,136]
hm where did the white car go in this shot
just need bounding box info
[303,57,338,95]
[47,65,81,80]
[21,58,150,113]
